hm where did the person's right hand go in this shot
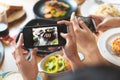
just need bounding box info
[57,20,83,71]
[89,15,120,31]
[13,34,38,80]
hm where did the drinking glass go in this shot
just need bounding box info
[0,7,13,45]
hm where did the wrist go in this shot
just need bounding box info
[67,53,84,71]
[85,46,106,64]
[117,17,120,26]
[113,17,120,27]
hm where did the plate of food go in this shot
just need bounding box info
[38,51,84,80]
[102,0,120,4]
[81,0,120,17]
[98,28,120,66]
[0,2,26,23]
[33,0,77,20]
[0,71,42,80]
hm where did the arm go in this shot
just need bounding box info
[13,34,38,80]
[89,15,120,31]
[57,21,84,72]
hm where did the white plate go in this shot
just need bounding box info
[102,0,120,4]
[81,0,120,16]
[98,28,120,66]
[81,0,99,16]
[0,41,4,65]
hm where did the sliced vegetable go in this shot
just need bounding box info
[33,36,38,42]
[58,55,66,71]
[44,54,71,74]
[44,56,58,73]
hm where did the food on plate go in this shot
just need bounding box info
[43,53,71,74]
[0,2,26,23]
[94,3,120,17]
[3,72,23,80]
[112,38,120,55]
[0,2,23,17]
[41,0,70,18]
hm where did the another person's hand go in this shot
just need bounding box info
[89,15,120,31]
[13,34,38,80]
[57,20,83,71]
[71,13,105,65]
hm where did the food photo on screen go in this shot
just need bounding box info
[32,26,58,46]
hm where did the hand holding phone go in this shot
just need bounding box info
[23,24,68,49]
[78,16,96,33]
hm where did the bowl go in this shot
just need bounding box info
[38,51,73,80]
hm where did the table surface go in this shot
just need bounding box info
[0,0,115,80]
[0,0,40,73]
[0,0,83,79]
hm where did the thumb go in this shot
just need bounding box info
[60,33,67,39]
[29,48,38,63]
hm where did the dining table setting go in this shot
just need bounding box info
[0,0,120,80]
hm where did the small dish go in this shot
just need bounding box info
[38,51,84,73]
[38,51,72,80]
[98,28,120,66]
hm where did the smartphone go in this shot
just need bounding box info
[23,24,68,49]
[78,16,96,33]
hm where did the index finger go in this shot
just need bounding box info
[70,12,80,30]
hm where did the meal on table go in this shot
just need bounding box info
[41,0,70,18]
[43,53,71,74]
[0,2,25,23]
[112,38,120,56]
[94,3,120,17]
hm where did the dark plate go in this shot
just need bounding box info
[16,19,61,54]
[33,0,77,21]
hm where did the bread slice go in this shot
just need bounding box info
[0,2,23,17]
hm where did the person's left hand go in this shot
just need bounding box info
[70,12,105,65]
[13,34,38,80]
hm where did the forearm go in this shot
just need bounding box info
[68,53,84,72]
[112,17,120,27]
[85,46,106,65]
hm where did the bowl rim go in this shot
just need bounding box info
[38,50,72,75]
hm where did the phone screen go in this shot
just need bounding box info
[23,24,67,48]
[32,26,58,46]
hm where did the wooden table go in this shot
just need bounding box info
[0,0,84,80]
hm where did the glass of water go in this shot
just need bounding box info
[0,7,13,45]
